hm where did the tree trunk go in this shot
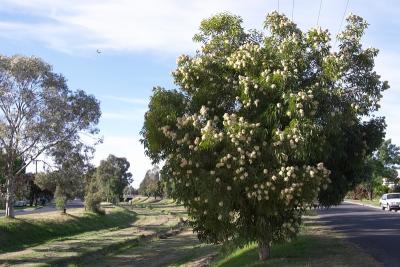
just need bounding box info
[5,178,15,218]
[258,240,270,261]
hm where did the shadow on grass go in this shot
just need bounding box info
[48,225,186,266]
[0,208,137,254]
[214,234,343,267]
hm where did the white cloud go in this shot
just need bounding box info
[0,0,382,54]
[93,135,153,188]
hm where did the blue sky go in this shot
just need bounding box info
[0,0,399,187]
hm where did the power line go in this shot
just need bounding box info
[317,0,323,25]
[334,0,350,48]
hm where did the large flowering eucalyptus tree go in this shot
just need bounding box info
[141,12,387,261]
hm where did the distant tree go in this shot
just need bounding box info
[363,139,400,199]
[93,155,133,203]
[123,185,136,200]
[0,55,101,218]
[84,166,102,213]
[139,167,163,199]
[141,12,387,261]
[35,141,93,213]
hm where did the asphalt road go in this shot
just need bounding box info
[318,202,400,267]
[0,199,84,217]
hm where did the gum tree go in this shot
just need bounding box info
[0,55,101,218]
[141,12,387,261]
[91,154,132,203]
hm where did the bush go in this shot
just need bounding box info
[55,196,66,211]
[374,184,389,197]
[347,184,369,200]
[84,192,103,214]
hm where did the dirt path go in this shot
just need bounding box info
[0,200,216,267]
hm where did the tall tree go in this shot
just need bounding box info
[0,55,101,217]
[94,155,132,203]
[141,12,387,261]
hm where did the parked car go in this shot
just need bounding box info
[14,200,27,207]
[380,193,400,211]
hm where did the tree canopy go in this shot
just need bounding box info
[141,12,388,261]
[139,166,163,198]
[35,141,93,212]
[88,154,133,204]
[363,139,400,198]
[0,54,101,217]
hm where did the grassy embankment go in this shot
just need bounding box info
[0,197,381,267]
[0,197,206,267]
[0,205,136,253]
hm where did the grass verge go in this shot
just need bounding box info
[345,198,380,207]
[212,216,380,267]
[0,205,136,253]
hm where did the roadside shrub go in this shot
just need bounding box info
[374,184,389,197]
[85,192,104,214]
[55,196,66,212]
[347,184,369,200]
[54,187,67,213]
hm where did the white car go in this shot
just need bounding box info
[380,193,400,211]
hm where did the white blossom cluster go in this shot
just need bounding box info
[281,90,318,118]
[306,27,330,50]
[227,43,261,70]
[245,164,330,207]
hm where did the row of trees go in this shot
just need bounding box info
[348,139,400,200]
[141,12,389,261]
[0,143,133,214]
[35,153,132,213]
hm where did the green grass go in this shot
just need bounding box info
[0,200,191,266]
[346,198,380,207]
[0,206,136,253]
[1,199,379,267]
[212,236,316,267]
[213,219,380,267]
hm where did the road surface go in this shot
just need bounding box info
[0,199,84,217]
[318,202,400,267]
